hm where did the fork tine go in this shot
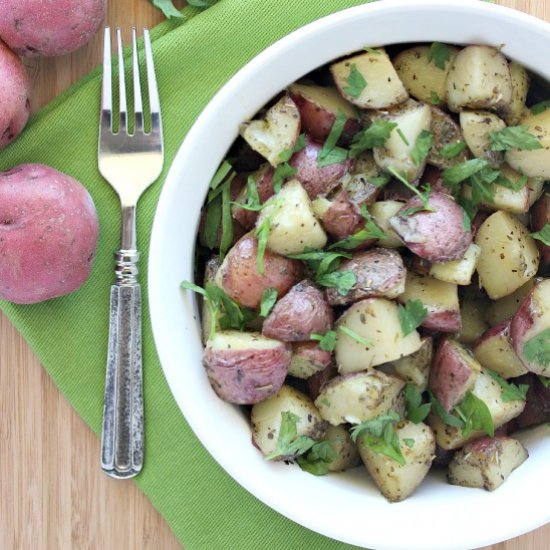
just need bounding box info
[142,28,162,133]
[131,27,144,133]
[116,27,127,133]
[101,27,112,131]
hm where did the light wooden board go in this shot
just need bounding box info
[0,1,549,548]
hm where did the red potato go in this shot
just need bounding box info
[530,191,550,274]
[510,279,550,375]
[389,192,472,262]
[289,135,351,199]
[313,188,364,241]
[0,164,99,304]
[0,40,30,149]
[262,279,333,342]
[430,339,481,412]
[509,374,550,430]
[0,0,106,57]
[427,107,469,169]
[326,248,406,306]
[340,151,385,207]
[289,83,361,143]
[204,331,291,405]
[306,362,338,400]
[288,341,332,379]
[215,234,302,309]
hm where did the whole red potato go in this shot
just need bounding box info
[0,0,106,57]
[0,164,99,304]
[0,39,30,148]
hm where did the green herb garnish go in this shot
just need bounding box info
[428,42,451,70]
[344,64,367,99]
[411,130,433,167]
[260,288,278,317]
[454,392,494,438]
[310,330,337,352]
[338,325,372,347]
[439,141,467,159]
[531,224,550,246]
[489,125,543,151]
[531,100,550,115]
[429,91,441,105]
[317,111,349,167]
[442,158,489,192]
[349,120,397,158]
[398,300,428,336]
[486,370,528,402]
[296,441,337,476]
[396,127,410,146]
[523,328,550,370]
[266,411,317,460]
[404,384,431,424]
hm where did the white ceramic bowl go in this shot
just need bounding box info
[149,1,550,548]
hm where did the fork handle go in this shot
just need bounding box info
[100,250,144,479]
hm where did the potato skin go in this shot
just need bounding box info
[530,191,550,274]
[0,0,106,57]
[0,164,99,304]
[216,234,302,309]
[0,39,30,149]
[326,248,405,306]
[262,280,333,341]
[317,188,364,240]
[288,341,332,379]
[389,192,472,262]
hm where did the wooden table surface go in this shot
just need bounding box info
[1,0,549,548]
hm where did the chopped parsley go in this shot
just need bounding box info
[531,224,550,247]
[439,141,467,159]
[429,91,441,105]
[411,130,433,167]
[259,288,278,317]
[296,440,337,476]
[531,100,550,115]
[404,384,431,424]
[428,42,451,70]
[310,330,337,352]
[317,111,349,167]
[338,325,372,347]
[388,167,433,213]
[266,411,316,460]
[486,370,528,402]
[523,328,550,370]
[488,125,543,151]
[396,127,410,146]
[349,119,397,158]
[329,206,387,250]
[398,300,428,336]
[344,64,367,99]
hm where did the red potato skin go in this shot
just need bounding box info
[422,309,461,333]
[0,0,106,57]
[218,235,302,309]
[0,164,99,304]
[389,192,472,262]
[232,166,275,230]
[305,362,338,400]
[326,248,405,306]
[262,280,333,341]
[429,339,477,411]
[289,91,361,144]
[289,136,351,199]
[530,191,550,274]
[291,341,332,370]
[319,188,364,240]
[507,373,550,431]
[203,342,291,404]
[0,40,30,149]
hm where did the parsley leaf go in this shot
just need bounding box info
[317,112,349,167]
[486,370,528,402]
[531,223,550,246]
[296,441,337,476]
[495,173,529,192]
[428,42,451,70]
[344,64,367,99]
[338,325,372,347]
[278,133,307,162]
[429,91,441,105]
[349,120,397,158]
[488,125,543,151]
[350,411,405,465]
[523,328,550,370]
[152,0,184,18]
[403,438,415,448]
[429,391,464,428]
[210,160,233,190]
[219,178,235,258]
[539,375,550,388]
[232,176,263,211]
[398,300,428,336]
[203,193,223,249]
[363,46,382,55]
[272,163,297,193]
[404,384,431,424]
[266,411,316,461]
[442,158,489,192]
[260,288,278,317]
[454,392,494,438]
[439,141,467,159]
[388,167,433,212]
[317,271,356,296]
[329,207,387,250]
[531,100,550,115]
[411,130,433,167]
[310,330,337,352]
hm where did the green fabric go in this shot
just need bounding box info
[0,1,380,548]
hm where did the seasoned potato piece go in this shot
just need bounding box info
[216,234,302,309]
[389,192,472,263]
[475,210,539,299]
[331,49,408,109]
[512,373,550,430]
[289,83,360,143]
[428,106,469,169]
[201,257,221,343]
[335,298,423,373]
[391,337,433,391]
[446,46,512,112]
[372,99,432,181]
[204,331,291,404]
[499,61,530,125]
[239,94,300,166]
[398,272,461,333]
[530,191,550,274]
[458,298,489,345]
[506,107,550,179]
[289,135,350,199]
[312,188,364,241]
[430,339,481,411]
[288,341,332,380]
[326,248,406,306]
[484,278,539,327]
[393,45,458,106]
[314,370,405,425]
[341,151,385,207]
[510,279,550,375]
[358,420,436,502]
[306,363,338,401]
[251,385,326,458]
[368,200,404,248]
[323,424,362,472]
[232,164,274,230]
[459,110,506,167]
[429,243,480,286]
[474,321,528,379]
[258,179,327,255]
[263,280,333,342]
[448,436,528,491]
[429,369,526,450]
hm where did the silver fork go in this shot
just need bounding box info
[98,26,164,479]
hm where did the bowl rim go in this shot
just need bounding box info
[149,1,550,549]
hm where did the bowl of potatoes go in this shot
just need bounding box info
[149,0,550,548]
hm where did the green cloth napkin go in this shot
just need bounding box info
[0,1,380,548]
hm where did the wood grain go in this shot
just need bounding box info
[0,1,548,549]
